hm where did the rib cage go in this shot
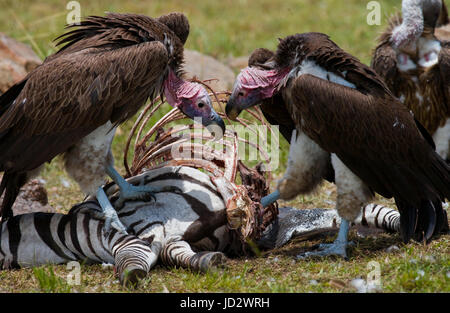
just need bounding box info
[123,81,280,242]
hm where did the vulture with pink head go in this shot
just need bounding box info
[372,0,450,161]
[0,13,225,233]
[226,32,450,259]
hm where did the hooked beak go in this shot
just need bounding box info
[204,110,226,140]
[225,97,243,121]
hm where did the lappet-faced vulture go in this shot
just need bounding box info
[0,13,225,233]
[226,32,450,259]
[372,0,450,162]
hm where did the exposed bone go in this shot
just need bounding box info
[124,79,278,242]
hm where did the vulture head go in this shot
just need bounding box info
[164,70,225,139]
[391,0,443,50]
[226,61,289,120]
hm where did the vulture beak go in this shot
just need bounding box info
[204,110,226,140]
[225,97,242,121]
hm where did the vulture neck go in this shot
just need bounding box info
[241,66,291,98]
[163,69,194,107]
[394,0,443,51]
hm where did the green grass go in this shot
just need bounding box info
[33,266,73,293]
[1,0,402,63]
[0,0,448,293]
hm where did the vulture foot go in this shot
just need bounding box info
[297,242,349,260]
[94,187,128,235]
[261,190,280,207]
[115,184,182,208]
[105,165,181,209]
[297,218,352,260]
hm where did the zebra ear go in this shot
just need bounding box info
[142,235,155,246]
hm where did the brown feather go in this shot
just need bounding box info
[247,46,336,183]
[276,33,392,97]
[0,13,192,173]
[274,33,450,242]
[372,9,450,134]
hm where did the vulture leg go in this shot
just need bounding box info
[95,186,128,234]
[261,190,280,207]
[298,219,351,259]
[105,165,181,209]
[297,155,372,260]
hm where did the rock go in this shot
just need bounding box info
[226,55,250,72]
[0,33,42,93]
[20,179,48,204]
[183,50,235,93]
[0,178,55,216]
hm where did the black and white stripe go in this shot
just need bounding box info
[355,203,400,233]
[0,166,409,285]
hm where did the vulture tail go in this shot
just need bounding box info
[396,199,448,244]
[415,201,448,242]
[0,172,27,220]
[415,201,437,242]
[395,198,418,243]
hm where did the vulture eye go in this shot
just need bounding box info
[198,102,205,108]
[238,91,244,97]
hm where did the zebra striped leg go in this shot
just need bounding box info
[70,201,161,284]
[355,203,401,233]
[112,234,161,287]
[0,212,114,269]
[160,236,227,272]
[0,207,161,287]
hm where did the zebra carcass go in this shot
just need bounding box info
[0,95,410,286]
[0,165,403,286]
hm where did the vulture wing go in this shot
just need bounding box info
[290,73,449,201]
[289,74,450,240]
[0,40,168,172]
[371,43,398,89]
[260,95,295,142]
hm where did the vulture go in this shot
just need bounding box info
[372,0,450,162]
[226,32,450,259]
[0,13,225,233]
[249,48,335,185]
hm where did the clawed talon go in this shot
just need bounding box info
[78,205,128,236]
[297,219,353,260]
[104,213,128,236]
[297,241,349,260]
[114,185,182,208]
[105,165,182,208]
